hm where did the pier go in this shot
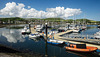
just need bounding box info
[30,27,100,49]
[54,30,100,49]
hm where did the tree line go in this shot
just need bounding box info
[0,17,100,25]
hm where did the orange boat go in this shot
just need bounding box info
[65,44,98,52]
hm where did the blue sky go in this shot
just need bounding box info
[0,0,100,21]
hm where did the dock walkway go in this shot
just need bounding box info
[53,30,100,49]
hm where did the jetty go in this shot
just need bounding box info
[30,27,100,49]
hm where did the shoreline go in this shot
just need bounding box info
[0,24,26,28]
[0,44,43,57]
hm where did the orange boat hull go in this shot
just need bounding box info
[65,45,98,52]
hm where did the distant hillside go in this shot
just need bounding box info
[41,18,64,22]
[0,17,100,24]
[0,17,24,21]
[76,19,100,23]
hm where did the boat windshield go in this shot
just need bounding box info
[76,44,86,49]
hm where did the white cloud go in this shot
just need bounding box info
[1,29,25,43]
[28,6,31,8]
[0,2,82,19]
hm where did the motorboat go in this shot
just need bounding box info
[73,27,81,33]
[58,27,68,32]
[21,26,31,34]
[29,33,40,38]
[68,25,81,33]
[65,44,98,52]
[82,26,87,30]
[94,31,100,39]
[94,35,100,39]
[47,39,65,45]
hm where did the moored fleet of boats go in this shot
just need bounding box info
[21,24,100,53]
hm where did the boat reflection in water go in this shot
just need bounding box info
[66,50,100,57]
[0,25,100,57]
[29,37,41,42]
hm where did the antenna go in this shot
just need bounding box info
[83,13,86,25]
[73,14,76,25]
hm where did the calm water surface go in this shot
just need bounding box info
[0,25,99,57]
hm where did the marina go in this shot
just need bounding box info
[0,24,100,57]
[30,25,100,49]
[0,26,79,57]
[0,0,100,57]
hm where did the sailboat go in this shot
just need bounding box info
[36,24,44,32]
[72,15,81,33]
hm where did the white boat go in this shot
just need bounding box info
[94,31,100,39]
[36,25,44,32]
[94,35,100,39]
[73,29,80,33]
[73,27,81,33]
[29,33,40,38]
[47,39,65,45]
[96,31,100,34]
[21,26,31,34]
[58,27,68,32]
[82,26,87,30]
[69,26,75,30]
[94,31,100,35]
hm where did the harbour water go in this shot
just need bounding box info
[0,25,100,57]
[63,25,99,39]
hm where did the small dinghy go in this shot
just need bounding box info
[47,39,65,45]
[65,44,98,52]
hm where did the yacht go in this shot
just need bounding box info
[68,25,81,33]
[82,25,87,30]
[94,31,100,39]
[58,27,68,32]
[21,26,31,34]
[73,29,80,33]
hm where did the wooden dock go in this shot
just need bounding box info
[53,30,100,49]
[31,28,100,49]
[30,28,38,34]
[30,28,51,37]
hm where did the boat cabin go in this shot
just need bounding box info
[69,44,86,49]
[76,44,86,49]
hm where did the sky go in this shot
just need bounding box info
[0,0,100,21]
